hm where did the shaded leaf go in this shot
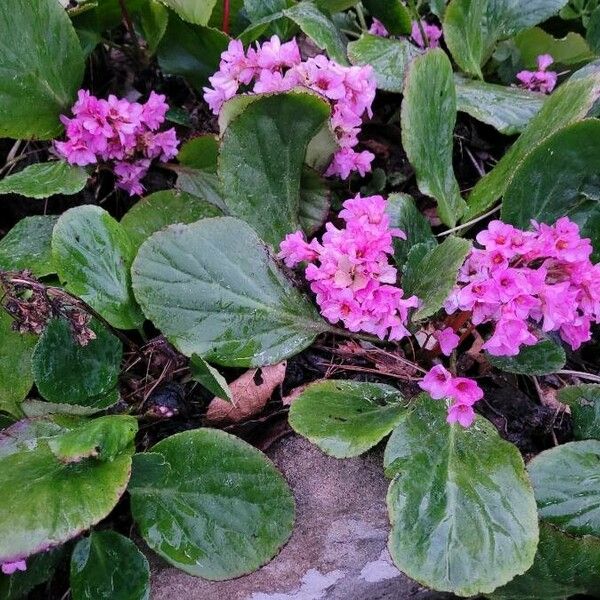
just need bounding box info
[299,166,330,236]
[362,0,412,35]
[128,429,295,579]
[559,384,600,441]
[159,0,217,25]
[516,27,595,68]
[177,135,219,171]
[0,162,88,199]
[487,339,566,375]
[190,354,232,402]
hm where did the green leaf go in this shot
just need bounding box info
[529,440,600,537]
[464,74,600,220]
[314,0,358,12]
[289,380,409,458]
[582,205,600,263]
[132,217,327,367]
[487,338,566,375]
[48,414,137,463]
[0,0,85,139]
[174,165,227,211]
[218,91,332,247]
[386,193,436,270]
[71,531,150,600]
[362,0,411,35]
[158,0,217,25]
[0,310,36,418]
[121,190,221,253]
[129,429,295,580]
[22,395,119,418]
[0,416,135,562]
[385,395,539,596]
[455,76,544,135]
[52,205,144,330]
[502,120,600,228]
[347,34,423,93]
[157,16,229,91]
[0,215,58,277]
[0,162,88,199]
[190,354,232,401]
[488,522,600,599]
[177,135,219,171]
[244,0,294,39]
[139,0,169,53]
[588,7,600,54]
[32,318,122,408]
[0,548,64,600]
[401,49,465,227]
[402,236,471,320]
[299,166,330,236]
[443,0,569,78]
[283,2,348,65]
[516,27,595,68]
[559,384,600,441]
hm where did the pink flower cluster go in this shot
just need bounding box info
[444,217,600,356]
[420,364,483,427]
[279,194,420,340]
[55,90,179,195]
[1,559,26,575]
[203,37,376,179]
[368,18,443,49]
[517,54,557,94]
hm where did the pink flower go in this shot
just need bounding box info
[114,159,150,196]
[449,377,483,405]
[326,148,374,179]
[516,54,557,94]
[141,91,169,129]
[278,231,321,267]
[411,21,443,49]
[447,402,476,427]
[483,317,537,356]
[434,327,460,356]
[1,560,26,575]
[369,18,389,37]
[419,364,453,399]
[256,36,301,69]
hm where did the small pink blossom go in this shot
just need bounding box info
[419,364,453,399]
[369,18,389,37]
[434,327,460,356]
[516,54,557,94]
[411,21,443,49]
[447,402,476,427]
[279,231,321,267]
[449,377,484,405]
[1,560,26,575]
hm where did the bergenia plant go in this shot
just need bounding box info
[1,0,600,599]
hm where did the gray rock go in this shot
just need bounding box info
[149,435,451,600]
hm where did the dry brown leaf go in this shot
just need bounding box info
[281,382,316,406]
[205,361,287,424]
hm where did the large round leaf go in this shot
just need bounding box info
[528,440,600,537]
[52,205,144,330]
[32,318,122,407]
[131,217,328,367]
[0,415,136,562]
[0,162,88,199]
[218,91,332,248]
[559,384,600,440]
[488,523,600,600]
[0,310,36,418]
[128,428,295,580]
[0,0,85,139]
[289,380,409,458]
[385,396,539,596]
[502,120,600,228]
[0,215,58,277]
[120,189,221,253]
[70,531,150,600]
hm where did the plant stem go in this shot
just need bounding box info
[355,3,368,31]
[407,0,427,47]
[222,0,231,34]
[557,370,600,383]
[436,205,501,238]
[118,0,141,51]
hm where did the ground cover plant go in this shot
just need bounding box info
[2,0,600,598]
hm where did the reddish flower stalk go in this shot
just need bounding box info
[222,0,231,34]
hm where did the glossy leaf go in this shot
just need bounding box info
[71,531,150,600]
[386,193,436,269]
[132,217,328,367]
[218,91,332,247]
[299,167,330,236]
[0,162,88,199]
[464,75,600,220]
[159,0,217,25]
[455,76,544,135]
[174,165,227,211]
[289,380,409,458]
[177,135,219,171]
[157,16,229,91]
[559,384,600,441]
[385,396,539,596]
[443,0,569,78]
[0,0,85,139]
[0,310,36,417]
[348,34,422,93]
[489,523,600,599]
[52,205,144,330]
[121,190,221,253]
[362,0,412,35]
[402,236,472,320]
[502,120,600,228]
[0,215,58,277]
[0,416,136,562]
[401,49,465,227]
[487,339,566,375]
[515,27,595,68]
[190,354,232,402]
[283,2,348,65]
[129,429,295,580]
[529,440,600,537]
[32,318,122,407]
